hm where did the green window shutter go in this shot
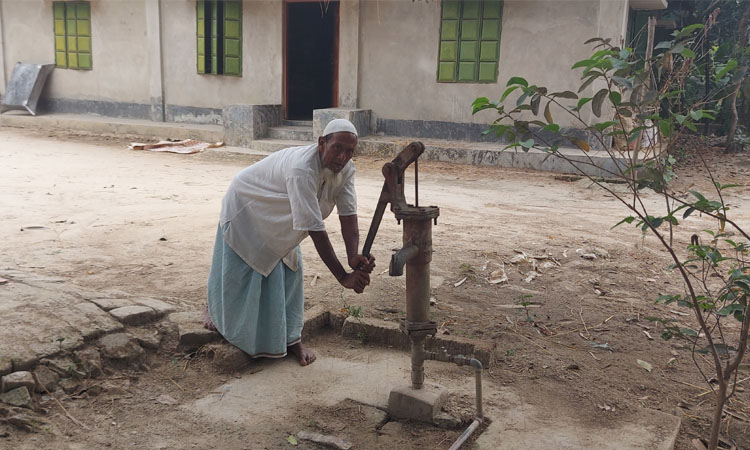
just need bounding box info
[198,0,243,76]
[461,19,479,40]
[439,41,457,61]
[68,52,79,69]
[462,0,480,19]
[483,0,502,18]
[65,7,78,68]
[477,0,501,82]
[53,2,67,67]
[442,0,460,19]
[437,0,502,83]
[196,0,206,73]
[458,62,476,81]
[438,62,456,82]
[53,2,92,70]
[223,0,242,76]
[75,3,92,70]
[210,0,219,74]
[459,41,477,62]
[437,0,460,82]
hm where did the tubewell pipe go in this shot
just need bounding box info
[471,358,484,419]
[449,419,480,450]
[425,351,484,420]
[411,337,425,389]
[448,358,484,450]
[403,219,431,325]
[402,217,432,390]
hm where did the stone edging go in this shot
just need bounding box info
[301,305,496,368]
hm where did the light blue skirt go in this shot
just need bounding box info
[207,223,304,358]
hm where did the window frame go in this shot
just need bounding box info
[437,0,503,84]
[53,1,93,70]
[197,0,242,77]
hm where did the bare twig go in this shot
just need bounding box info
[579,307,591,340]
[168,377,185,392]
[33,372,91,430]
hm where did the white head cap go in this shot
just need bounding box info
[323,118,358,137]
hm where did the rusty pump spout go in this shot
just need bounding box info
[389,244,418,277]
[360,142,439,390]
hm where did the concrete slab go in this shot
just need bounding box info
[191,346,680,449]
[109,305,156,325]
[86,297,134,311]
[192,351,409,424]
[388,383,448,422]
[0,112,223,142]
[0,273,124,375]
[133,298,175,315]
[66,302,125,340]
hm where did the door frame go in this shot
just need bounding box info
[282,0,340,120]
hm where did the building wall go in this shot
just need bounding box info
[0,0,283,121]
[160,0,283,116]
[0,0,632,130]
[0,1,8,93]
[338,0,359,108]
[1,0,151,105]
[358,0,630,127]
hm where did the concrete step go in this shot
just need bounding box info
[249,138,309,153]
[267,125,313,141]
[356,136,629,178]
[282,119,313,127]
[0,111,224,143]
[0,112,631,178]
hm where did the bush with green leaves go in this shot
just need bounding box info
[473,24,747,450]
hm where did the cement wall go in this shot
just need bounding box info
[0,0,151,105]
[0,0,633,132]
[146,0,165,121]
[0,0,282,121]
[358,0,630,128]
[338,0,359,108]
[0,0,7,95]
[160,0,282,115]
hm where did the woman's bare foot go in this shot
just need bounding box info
[287,342,316,366]
[203,305,217,331]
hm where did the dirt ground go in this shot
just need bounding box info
[1,126,749,449]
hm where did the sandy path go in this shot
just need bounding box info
[2,127,749,449]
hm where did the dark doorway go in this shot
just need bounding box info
[284,1,339,120]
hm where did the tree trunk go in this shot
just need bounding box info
[725,5,750,152]
[707,383,728,450]
[632,16,657,167]
[703,33,711,135]
[726,74,744,152]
